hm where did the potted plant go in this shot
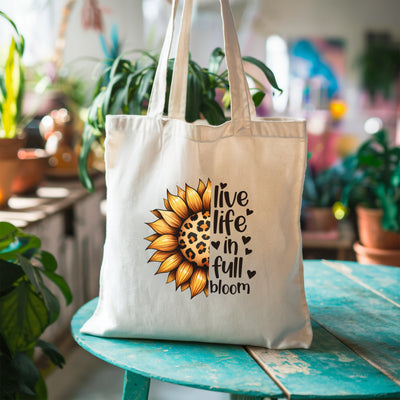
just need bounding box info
[341,129,400,266]
[0,12,55,201]
[78,48,282,191]
[0,222,72,399]
[0,11,27,206]
[302,158,353,232]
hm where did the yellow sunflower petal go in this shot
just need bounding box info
[197,180,206,197]
[145,233,159,242]
[175,261,194,288]
[149,250,175,262]
[202,179,211,211]
[148,219,177,235]
[147,235,178,251]
[177,186,186,201]
[167,191,189,219]
[164,198,172,211]
[204,285,209,297]
[190,268,208,298]
[151,209,162,219]
[159,210,181,228]
[167,270,176,283]
[181,281,190,291]
[157,253,183,274]
[186,184,203,213]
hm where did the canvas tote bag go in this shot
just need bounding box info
[81,0,313,349]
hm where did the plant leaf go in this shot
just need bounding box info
[11,351,40,397]
[37,251,57,272]
[36,340,65,369]
[242,55,282,93]
[136,68,155,106]
[0,222,18,252]
[0,259,24,293]
[17,255,41,294]
[185,73,202,122]
[41,270,72,306]
[208,47,225,75]
[0,11,25,54]
[34,271,60,324]
[0,351,40,398]
[250,89,265,107]
[78,125,97,192]
[2,38,20,138]
[200,98,226,126]
[0,234,41,262]
[0,281,48,354]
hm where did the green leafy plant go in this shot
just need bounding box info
[358,33,400,101]
[341,129,400,232]
[0,11,26,139]
[79,48,282,191]
[0,222,72,399]
[303,156,356,209]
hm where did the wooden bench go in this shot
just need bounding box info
[71,260,400,399]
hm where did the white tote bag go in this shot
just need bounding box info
[81,0,312,349]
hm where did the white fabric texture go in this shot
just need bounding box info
[81,0,312,349]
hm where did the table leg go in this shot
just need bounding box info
[122,370,150,400]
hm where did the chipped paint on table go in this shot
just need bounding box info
[71,299,281,399]
[304,260,400,386]
[248,321,400,399]
[72,260,400,399]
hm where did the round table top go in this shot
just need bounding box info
[71,260,400,399]
[71,298,281,398]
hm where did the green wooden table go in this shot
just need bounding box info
[71,260,400,399]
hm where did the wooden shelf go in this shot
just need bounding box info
[302,221,356,260]
[0,174,106,347]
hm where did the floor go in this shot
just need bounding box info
[46,343,230,400]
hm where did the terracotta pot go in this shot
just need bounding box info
[356,206,400,250]
[0,137,25,158]
[12,149,50,194]
[354,241,400,267]
[304,207,337,232]
[0,137,25,208]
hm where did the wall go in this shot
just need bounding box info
[239,0,400,85]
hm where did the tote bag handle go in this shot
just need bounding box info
[147,0,256,126]
[146,0,179,119]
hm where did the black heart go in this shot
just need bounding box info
[246,209,254,216]
[247,270,256,279]
[211,241,220,250]
[220,182,227,189]
[242,236,251,245]
[245,248,252,255]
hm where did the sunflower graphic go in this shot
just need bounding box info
[145,179,211,298]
